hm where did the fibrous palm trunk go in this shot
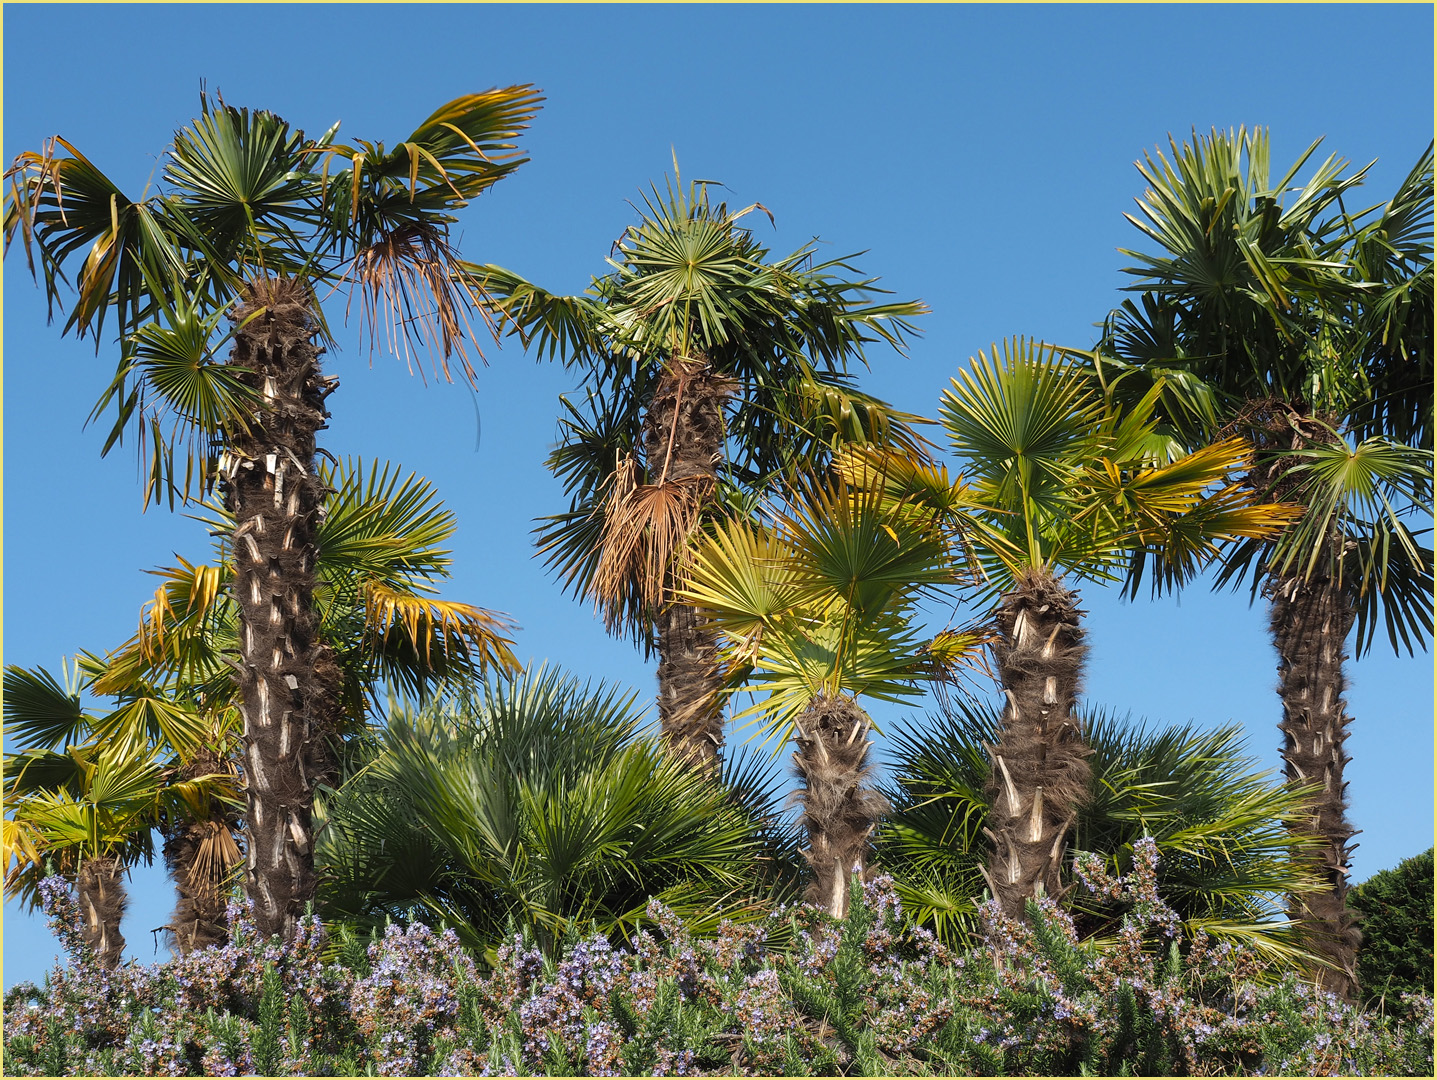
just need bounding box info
[220,277,343,941]
[985,570,1092,919]
[1269,561,1361,999]
[642,354,735,770]
[163,747,240,953]
[792,693,889,919]
[77,855,128,969]
[1249,404,1362,999]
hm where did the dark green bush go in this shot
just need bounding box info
[1352,847,1435,1006]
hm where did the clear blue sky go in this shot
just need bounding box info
[4,3,1432,990]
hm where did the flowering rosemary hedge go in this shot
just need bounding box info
[4,841,1431,1077]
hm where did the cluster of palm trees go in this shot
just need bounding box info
[3,86,1430,1009]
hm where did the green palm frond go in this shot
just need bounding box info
[465,264,607,365]
[1214,433,1434,656]
[2,662,90,750]
[680,477,977,751]
[321,87,541,245]
[164,97,321,275]
[3,137,186,344]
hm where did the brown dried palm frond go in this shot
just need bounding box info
[592,456,713,635]
[346,221,496,386]
[188,821,242,894]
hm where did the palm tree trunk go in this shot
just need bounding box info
[221,277,343,942]
[643,355,735,770]
[163,748,240,953]
[792,694,889,919]
[76,856,128,969]
[984,569,1092,920]
[1269,562,1361,999]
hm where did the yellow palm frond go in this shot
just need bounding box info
[361,580,520,675]
[134,556,229,666]
[675,517,797,653]
[1,817,46,879]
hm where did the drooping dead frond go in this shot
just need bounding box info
[185,819,243,897]
[346,221,496,386]
[591,468,714,635]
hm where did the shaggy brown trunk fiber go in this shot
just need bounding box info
[643,354,734,770]
[985,570,1092,919]
[77,856,128,968]
[792,694,889,919]
[1269,562,1361,999]
[163,748,239,953]
[220,277,343,942]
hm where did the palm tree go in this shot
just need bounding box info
[474,173,927,768]
[4,660,242,956]
[1096,128,1434,996]
[877,697,1324,967]
[3,88,541,940]
[315,665,794,956]
[4,726,229,968]
[851,339,1297,920]
[677,477,979,917]
[5,459,517,952]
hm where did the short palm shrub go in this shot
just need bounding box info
[1351,847,1435,1007]
[5,842,1431,1076]
[314,665,801,956]
[877,699,1323,964]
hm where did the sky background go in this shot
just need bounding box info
[3,2,1432,989]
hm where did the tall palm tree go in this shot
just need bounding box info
[677,477,979,917]
[474,173,927,768]
[877,698,1325,966]
[315,665,792,956]
[5,459,517,952]
[4,88,541,940]
[1096,129,1434,996]
[850,339,1297,920]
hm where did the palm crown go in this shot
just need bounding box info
[4,87,543,504]
[476,171,930,640]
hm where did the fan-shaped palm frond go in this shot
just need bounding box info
[680,479,973,749]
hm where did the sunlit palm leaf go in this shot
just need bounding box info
[361,581,518,676]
